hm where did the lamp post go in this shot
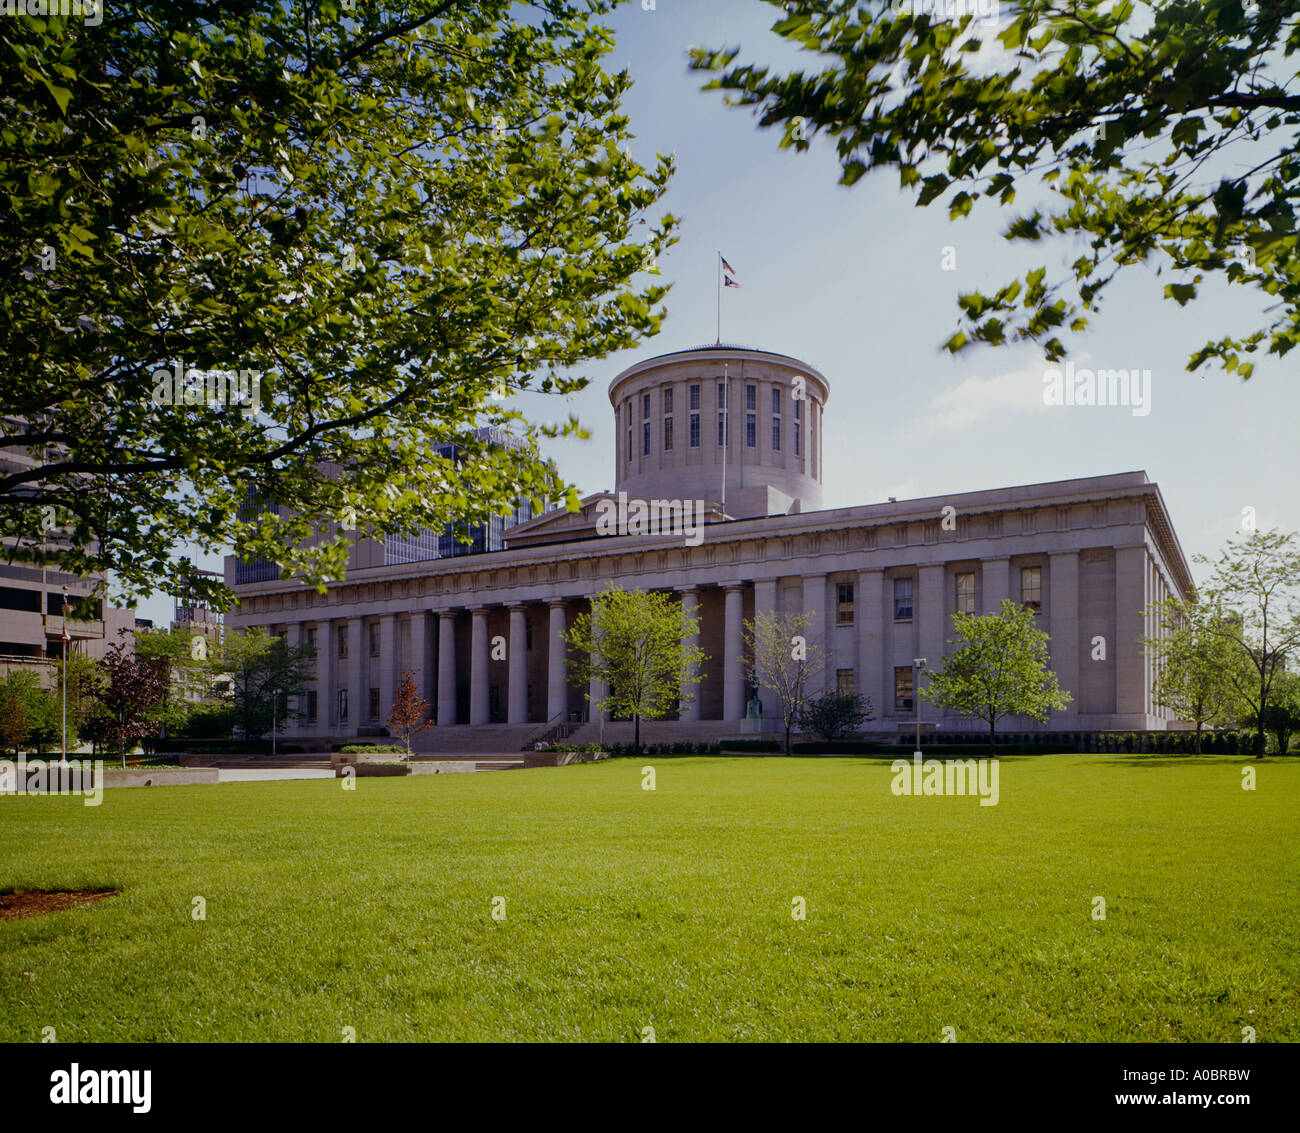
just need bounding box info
[913,657,927,756]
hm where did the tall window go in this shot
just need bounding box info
[337,625,348,658]
[956,571,976,615]
[369,623,380,656]
[794,422,801,456]
[837,583,854,625]
[642,392,650,418]
[746,383,756,411]
[306,690,317,722]
[746,414,756,447]
[717,411,728,447]
[689,383,700,410]
[306,627,317,654]
[837,669,855,696]
[338,689,349,722]
[894,577,913,620]
[717,382,727,409]
[626,404,632,463]
[689,412,700,447]
[663,416,674,451]
[1021,566,1042,611]
[368,687,380,721]
[894,666,914,713]
[663,388,673,414]
[771,387,781,414]
[772,419,781,451]
[643,421,650,456]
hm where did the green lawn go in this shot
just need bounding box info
[1,755,1295,1042]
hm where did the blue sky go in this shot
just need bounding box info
[136,0,1299,625]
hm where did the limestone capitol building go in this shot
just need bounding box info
[226,344,1194,750]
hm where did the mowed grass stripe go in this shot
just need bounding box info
[0,755,1294,1042]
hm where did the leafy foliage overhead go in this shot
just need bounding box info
[692,1,1300,376]
[1,0,675,607]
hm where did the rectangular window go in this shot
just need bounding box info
[338,689,349,723]
[794,398,802,420]
[689,383,700,410]
[772,387,781,415]
[837,583,854,625]
[689,413,700,447]
[746,414,756,448]
[837,669,855,696]
[956,571,976,615]
[369,623,380,656]
[368,687,380,721]
[643,421,650,456]
[1021,566,1042,611]
[794,425,801,456]
[306,627,317,654]
[663,417,673,451]
[772,419,781,451]
[746,384,756,411]
[894,666,914,713]
[642,392,650,418]
[306,690,317,722]
[717,382,727,409]
[663,388,673,414]
[894,577,913,620]
[717,413,728,447]
[337,625,348,658]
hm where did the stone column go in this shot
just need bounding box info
[408,611,429,705]
[1049,551,1079,723]
[324,619,338,728]
[345,616,363,735]
[508,604,528,724]
[437,611,457,727]
[547,600,568,721]
[982,557,1011,614]
[857,569,885,725]
[470,607,490,726]
[916,564,945,719]
[723,584,745,720]
[1114,546,1148,724]
[752,578,778,721]
[680,587,702,722]
[379,613,398,732]
[801,573,826,701]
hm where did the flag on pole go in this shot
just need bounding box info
[724,276,740,288]
[720,254,737,278]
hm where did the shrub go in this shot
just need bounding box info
[335,743,407,754]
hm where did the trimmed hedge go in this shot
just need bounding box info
[608,741,722,756]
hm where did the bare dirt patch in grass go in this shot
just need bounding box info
[0,890,118,920]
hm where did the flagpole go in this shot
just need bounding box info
[716,250,721,344]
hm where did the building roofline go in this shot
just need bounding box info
[608,344,829,404]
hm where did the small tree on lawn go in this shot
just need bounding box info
[96,638,170,767]
[388,671,433,761]
[565,587,706,755]
[1194,529,1300,758]
[797,691,873,744]
[0,673,29,756]
[744,610,826,756]
[1143,598,1242,754]
[923,600,1072,757]
[216,627,314,742]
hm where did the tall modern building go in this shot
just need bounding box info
[226,345,1194,750]
[0,440,137,681]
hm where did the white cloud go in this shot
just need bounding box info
[909,358,1080,439]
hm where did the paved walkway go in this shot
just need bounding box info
[217,768,337,783]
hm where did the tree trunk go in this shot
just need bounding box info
[988,718,998,759]
[1194,720,1202,755]
[634,713,641,755]
[784,722,792,756]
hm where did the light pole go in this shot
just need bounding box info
[913,657,927,756]
[60,587,69,765]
